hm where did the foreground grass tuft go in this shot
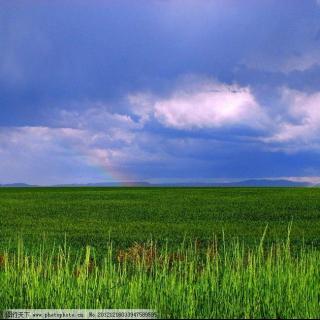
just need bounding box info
[0,236,320,319]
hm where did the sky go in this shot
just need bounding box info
[1,0,320,185]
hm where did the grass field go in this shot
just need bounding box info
[1,187,320,318]
[0,234,320,318]
[1,187,320,249]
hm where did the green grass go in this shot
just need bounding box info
[0,232,319,318]
[1,187,320,318]
[1,187,320,250]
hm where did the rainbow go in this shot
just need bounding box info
[74,144,137,187]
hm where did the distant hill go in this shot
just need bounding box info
[218,179,310,187]
[0,179,311,187]
[0,183,35,187]
[155,179,311,187]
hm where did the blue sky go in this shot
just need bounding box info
[1,0,320,184]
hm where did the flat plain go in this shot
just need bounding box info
[1,187,320,318]
[0,187,320,249]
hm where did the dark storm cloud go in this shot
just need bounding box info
[1,0,320,184]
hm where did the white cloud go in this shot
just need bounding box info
[0,120,166,184]
[0,125,136,184]
[0,126,90,184]
[3,80,320,184]
[130,81,268,130]
[128,80,320,154]
[59,105,140,130]
[57,105,143,146]
[264,88,320,147]
[128,93,154,125]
